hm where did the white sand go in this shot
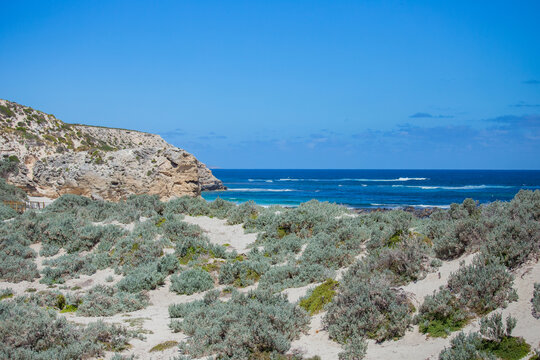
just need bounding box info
[183,215,258,253]
[3,215,539,360]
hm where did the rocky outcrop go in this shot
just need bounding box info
[0,99,225,201]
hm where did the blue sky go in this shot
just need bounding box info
[1,1,539,169]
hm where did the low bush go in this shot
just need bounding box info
[415,288,468,337]
[170,268,215,295]
[169,289,309,359]
[116,262,167,293]
[438,332,494,360]
[218,259,269,287]
[0,233,39,282]
[258,263,332,292]
[299,279,339,315]
[447,255,517,314]
[0,203,17,220]
[438,314,530,360]
[0,178,26,202]
[77,285,149,316]
[40,254,97,284]
[0,288,14,300]
[533,283,540,319]
[338,336,368,360]
[0,301,136,359]
[324,273,413,343]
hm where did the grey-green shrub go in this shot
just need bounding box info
[447,255,517,314]
[77,285,149,316]
[438,332,495,360]
[0,301,136,359]
[415,287,468,337]
[116,262,166,293]
[218,259,270,287]
[324,273,413,343]
[338,336,368,360]
[0,178,27,202]
[0,233,39,282]
[170,268,214,295]
[169,289,309,359]
[258,263,332,292]
[532,283,540,319]
[479,313,516,342]
[0,203,17,220]
[40,254,97,284]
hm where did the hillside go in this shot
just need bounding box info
[0,99,225,200]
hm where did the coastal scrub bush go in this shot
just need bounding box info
[440,313,531,360]
[483,219,540,269]
[299,279,339,315]
[0,178,26,202]
[357,235,430,286]
[77,285,149,316]
[0,203,17,220]
[0,233,39,282]
[433,219,487,260]
[226,200,260,225]
[0,288,14,300]
[40,253,97,284]
[0,301,136,359]
[532,283,540,319]
[218,259,269,287]
[415,288,468,337]
[258,263,332,292]
[324,273,413,343]
[170,268,214,295]
[447,255,517,314]
[164,195,210,216]
[438,332,494,360]
[338,336,368,360]
[169,289,309,358]
[116,262,166,293]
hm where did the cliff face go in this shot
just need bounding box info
[0,99,225,201]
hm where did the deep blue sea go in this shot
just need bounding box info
[202,170,540,209]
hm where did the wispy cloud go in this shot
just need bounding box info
[523,79,540,85]
[158,128,186,138]
[409,112,454,119]
[510,101,540,108]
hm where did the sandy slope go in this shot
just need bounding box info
[2,214,539,360]
[183,215,257,253]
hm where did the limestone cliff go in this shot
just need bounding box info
[0,99,225,200]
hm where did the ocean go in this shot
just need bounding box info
[202,169,540,209]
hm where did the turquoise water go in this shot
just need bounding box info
[202,169,540,208]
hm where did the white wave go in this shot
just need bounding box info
[248,179,274,183]
[393,184,513,190]
[278,177,428,182]
[227,188,295,192]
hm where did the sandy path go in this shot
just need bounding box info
[183,215,258,253]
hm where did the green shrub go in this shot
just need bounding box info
[170,268,214,295]
[324,273,413,343]
[0,301,137,359]
[40,254,97,284]
[447,255,517,314]
[438,332,494,360]
[77,285,149,316]
[0,233,39,282]
[299,279,339,315]
[169,290,309,358]
[533,283,540,319]
[338,336,368,360]
[218,259,269,287]
[150,340,179,352]
[0,204,17,220]
[0,178,26,202]
[258,263,332,292]
[415,288,468,337]
[116,262,166,293]
[0,288,14,300]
